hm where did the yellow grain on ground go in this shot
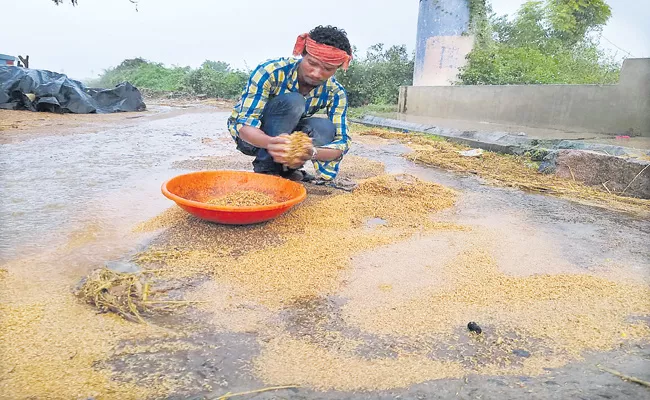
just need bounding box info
[130,163,649,393]
[254,334,465,392]
[356,126,650,214]
[0,260,173,399]
[64,222,102,250]
[343,241,650,356]
[172,155,251,171]
[252,233,649,390]
[133,206,188,233]
[135,174,461,307]
[273,174,459,232]
[337,155,386,181]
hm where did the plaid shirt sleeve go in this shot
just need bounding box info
[232,65,273,136]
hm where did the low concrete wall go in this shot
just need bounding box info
[398,58,650,136]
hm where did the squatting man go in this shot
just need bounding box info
[228,25,354,183]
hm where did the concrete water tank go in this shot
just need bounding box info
[414,0,473,86]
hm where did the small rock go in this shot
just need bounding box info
[467,322,482,334]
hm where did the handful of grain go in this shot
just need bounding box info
[285,131,312,167]
[207,190,275,207]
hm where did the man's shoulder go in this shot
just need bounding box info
[253,57,299,75]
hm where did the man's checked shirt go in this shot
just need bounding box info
[228,57,350,180]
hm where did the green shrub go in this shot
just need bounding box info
[458,0,621,85]
[336,44,414,107]
[94,58,188,92]
[184,63,248,98]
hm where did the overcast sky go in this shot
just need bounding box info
[2,0,648,81]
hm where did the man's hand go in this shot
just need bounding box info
[267,135,291,165]
[301,141,314,161]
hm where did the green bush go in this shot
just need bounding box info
[184,63,248,98]
[459,41,619,85]
[336,44,414,107]
[94,58,188,92]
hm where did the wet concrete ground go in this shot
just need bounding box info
[1,106,648,399]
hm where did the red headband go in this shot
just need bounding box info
[293,33,352,71]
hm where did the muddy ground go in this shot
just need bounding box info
[0,104,648,400]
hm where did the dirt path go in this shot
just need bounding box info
[0,106,648,399]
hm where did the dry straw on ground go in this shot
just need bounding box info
[75,267,200,323]
[76,268,149,323]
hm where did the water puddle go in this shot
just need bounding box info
[0,111,233,263]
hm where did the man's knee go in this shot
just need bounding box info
[298,117,336,147]
[264,92,306,120]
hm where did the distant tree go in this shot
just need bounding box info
[457,0,619,85]
[335,44,414,107]
[201,61,232,73]
[547,0,611,45]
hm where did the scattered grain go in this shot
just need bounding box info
[343,240,650,356]
[133,206,187,233]
[136,174,460,307]
[252,232,649,390]
[337,155,386,181]
[129,166,649,393]
[172,156,251,171]
[254,334,465,391]
[0,260,171,399]
[356,126,650,214]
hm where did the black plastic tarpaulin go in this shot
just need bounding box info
[0,66,146,114]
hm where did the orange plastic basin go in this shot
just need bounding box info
[161,170,307,225]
